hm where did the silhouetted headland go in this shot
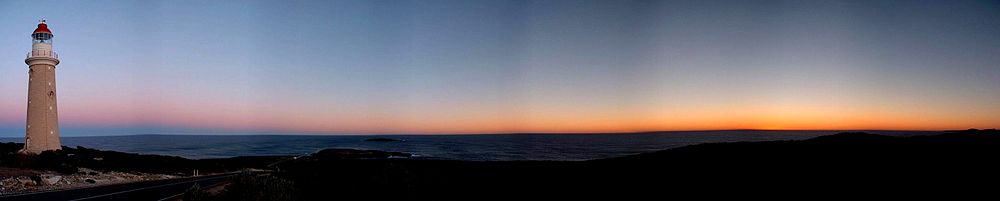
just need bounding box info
[269,129,1000,199]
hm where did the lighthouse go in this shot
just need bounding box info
[21,20,61,154]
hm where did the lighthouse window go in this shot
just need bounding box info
[32,33,52,44]
[49,91,55,97]
[32,33,52,40]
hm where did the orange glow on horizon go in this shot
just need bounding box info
[5,88,997,134]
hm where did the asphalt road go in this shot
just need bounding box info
[0,173,233,201]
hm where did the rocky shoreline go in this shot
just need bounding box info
[0,143,289,195]
[0,167,176,195]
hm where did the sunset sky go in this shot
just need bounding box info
[1,0,999,136]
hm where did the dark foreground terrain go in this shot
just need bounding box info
[263,129,1000,199]
[0,143,287,195]
[4,129,1000,200]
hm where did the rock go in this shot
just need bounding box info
[85,179,96,184]
[16,177,36,186]
[40,174,62,185]
[78,168,100,175]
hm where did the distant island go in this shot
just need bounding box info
[2,129,998,199]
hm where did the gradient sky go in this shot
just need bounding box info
[1,0,999,136]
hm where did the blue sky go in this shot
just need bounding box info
[1,0,999,136]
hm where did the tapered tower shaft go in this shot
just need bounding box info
[21,20,61,154]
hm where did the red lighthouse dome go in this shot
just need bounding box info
[33,20,51,34]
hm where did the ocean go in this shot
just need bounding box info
[0,130,941,161]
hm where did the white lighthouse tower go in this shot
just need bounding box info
[21,20,62,154]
